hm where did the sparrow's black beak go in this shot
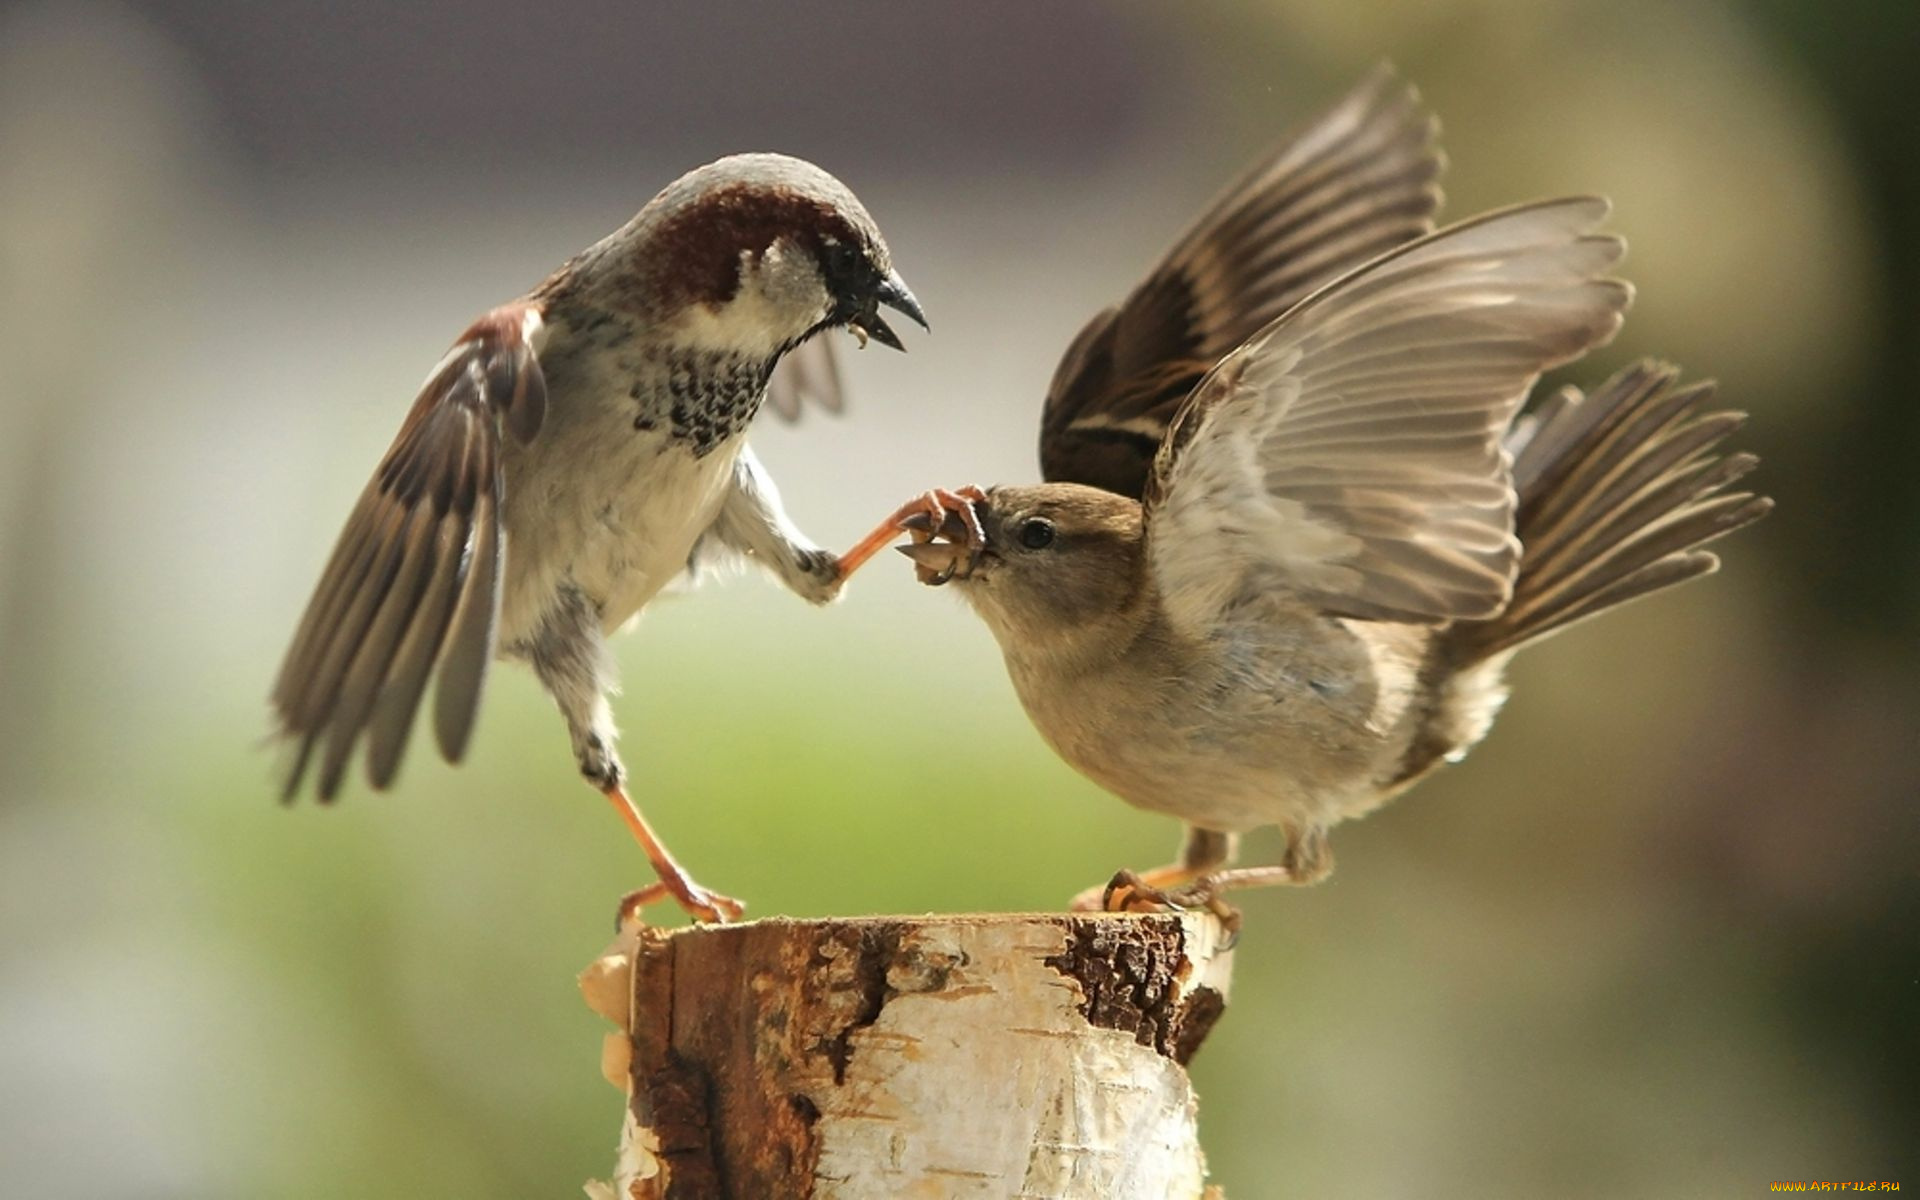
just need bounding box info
[853,269,927,352]
[878,270,927,332]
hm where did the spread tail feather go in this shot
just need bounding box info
[1448,360,1772,663]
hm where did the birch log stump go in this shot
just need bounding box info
[581,913,1235,1200]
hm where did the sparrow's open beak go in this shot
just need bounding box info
[852,269,928,352]
[896,539,970,583]
[897,505,980,585]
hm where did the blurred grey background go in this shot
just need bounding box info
[1,1,1914,1196]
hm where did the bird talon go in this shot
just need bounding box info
[1069,869,1159,913]
[680,884,746,924]
[1069,867,1244,933]
[930,487,988,550]
[619,876,744,926]
[662,869,745,924]
[614,883,671,931]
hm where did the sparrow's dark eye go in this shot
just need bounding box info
[822,239,862,281]
[1018,518,1056,550]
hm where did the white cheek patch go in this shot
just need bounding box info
[667,243,832,357]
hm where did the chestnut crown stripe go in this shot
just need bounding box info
[643,183,879,310]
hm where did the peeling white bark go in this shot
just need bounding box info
[582,913,1233,1200]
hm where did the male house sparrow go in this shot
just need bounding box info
[271,153,924,922]
[854,79,1769,910]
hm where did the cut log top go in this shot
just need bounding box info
[582,912,1235,1200]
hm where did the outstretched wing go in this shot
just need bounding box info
[271,303,547,801]
[763,335,846,421]
[1040,65,1444,499]
[1143,199,1632,637]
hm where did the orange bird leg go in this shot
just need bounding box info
[604,784,744,926]
[834,486,989,579]
[835,495,936,579]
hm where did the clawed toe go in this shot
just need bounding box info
[1104,869,1175,914]
[616,879,745,929]
[614,883,670,930]
[1069,868,1188,914]
[683,884,746,924]
[1070,868,1245,933]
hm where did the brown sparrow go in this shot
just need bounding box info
[271,153,925,923]
[843,79,1769,912]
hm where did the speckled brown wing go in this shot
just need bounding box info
[271,304,547,801]
[1142,199,1632,635]
[1038,65,1444,499]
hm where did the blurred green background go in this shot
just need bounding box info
[2,1,1914,1196]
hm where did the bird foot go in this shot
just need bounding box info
[1069,868,1235,931]
[615,871,745,929]
[1071,864,1298,934]
[895,486,989,584]
[601,783,745,927]
[834,485,987,580]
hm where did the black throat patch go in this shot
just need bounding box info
[629,347,772,456]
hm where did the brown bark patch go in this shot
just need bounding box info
[1043,915,1223,1063]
